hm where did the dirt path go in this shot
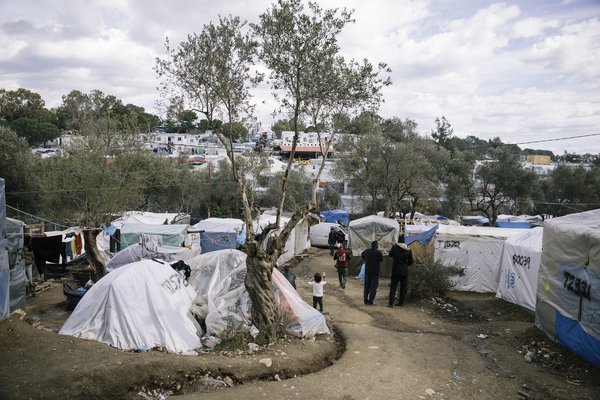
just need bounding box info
[178,249,599,400]
[0,248,598,400]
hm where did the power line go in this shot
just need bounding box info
[457,132,600,150]
[5,204,72,229]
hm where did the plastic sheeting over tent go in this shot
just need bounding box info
[320,210,349,226]
[496,227,543,311]
[348,215,400,256]
[434,225,528,293]
[105,244,198,271]
[187,249,329,339]
[59,259,201,354]
[535,209,600,368]
[115,211,190,226]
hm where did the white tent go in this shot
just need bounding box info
[495,227,543,311]
[59,259,201,354]
[194,217,244,233]
[535,209,600,368]
[348,215,400,256]
[187,249,329,339]
[434,225,528,293]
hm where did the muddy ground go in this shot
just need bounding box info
[0,248,598,400]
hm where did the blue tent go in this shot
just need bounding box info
[496,221,530,229]
[320,210,349,226]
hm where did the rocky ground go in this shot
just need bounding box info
[0,247,598,400]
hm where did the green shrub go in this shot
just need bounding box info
[407,245,455,301]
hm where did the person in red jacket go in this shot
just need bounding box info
[333,243,349,288]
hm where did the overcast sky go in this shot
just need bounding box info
[1,0,599,154]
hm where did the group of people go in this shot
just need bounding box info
[361,237,413,307]
[303,233,413,313]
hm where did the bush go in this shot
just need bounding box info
[407,245,455,301]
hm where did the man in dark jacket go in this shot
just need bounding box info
[361,240,383,305]
[388,235,414,307]
[328,227,337,256]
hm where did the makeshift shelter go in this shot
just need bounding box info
[193,218,245,253]
[187,249,329,339]
[434,225,528,292]
[119,223,190,249]
[495,227,543,311]
[535,209,600,368]
[320,210,349,226]
[59,259,201,354]
[347,215,400,277]
[96,211,191,256]
[348,215,400,256]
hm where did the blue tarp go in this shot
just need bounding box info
[200,232,239,253]
[556,311,600,368]
[321,210,350,226]
[406,225,439,246]
[496,221,530,229]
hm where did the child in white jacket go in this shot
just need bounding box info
[308,272,327,312]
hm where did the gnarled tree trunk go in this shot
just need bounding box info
[244,240,278,342]
[83,228,107,281]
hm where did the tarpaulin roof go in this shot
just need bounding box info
[348,215,400,256]
[320,210,349,226]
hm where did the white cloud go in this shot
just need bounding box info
[0,0,599,154]
[512,17,560,38]
[527,18,600,83]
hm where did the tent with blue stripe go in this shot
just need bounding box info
[535,209,600,368]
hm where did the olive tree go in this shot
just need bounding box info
[468,149,538,225]
[40,116,158,280]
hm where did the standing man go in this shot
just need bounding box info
[388,235,414,307]
[328,227,337,256]
[336,229,345,247]
[361,240,383,305]
[334,243,349,288]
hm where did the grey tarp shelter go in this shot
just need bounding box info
[348,215,400,277]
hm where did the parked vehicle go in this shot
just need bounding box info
[310,222,347,248]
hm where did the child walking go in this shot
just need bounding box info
[308,272,327,312]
